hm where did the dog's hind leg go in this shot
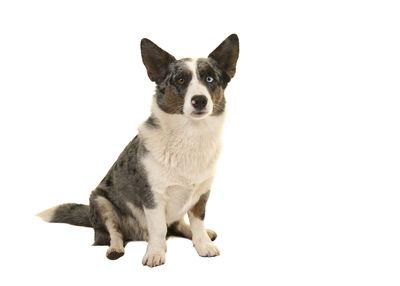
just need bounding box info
[168,219,192,239]
[94,196,125,260]
[168,218,217,241]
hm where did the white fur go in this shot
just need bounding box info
[189,212,220,257]
[142,199,167,267]
[183,58,213,119]
[36,205,58,222]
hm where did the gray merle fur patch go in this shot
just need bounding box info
[89,135,154,243]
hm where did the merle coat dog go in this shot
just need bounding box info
[38,34,239,267]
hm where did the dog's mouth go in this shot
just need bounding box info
[190,110,209,119]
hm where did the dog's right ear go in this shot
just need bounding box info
[141,38,176,83]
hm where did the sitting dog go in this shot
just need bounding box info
[38,34,239,267]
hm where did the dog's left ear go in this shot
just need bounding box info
[141,38,176,83]
[208,34,239,79]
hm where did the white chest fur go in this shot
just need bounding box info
[163,182,210,223]
[139,104,225,222]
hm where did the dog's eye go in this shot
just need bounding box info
[177,78,185,85]
[206,76,214,83]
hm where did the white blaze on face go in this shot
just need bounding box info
[183,59,213,119]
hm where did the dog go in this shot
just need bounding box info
[38,34,239,267]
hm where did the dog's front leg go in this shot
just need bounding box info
[142,201,167,267]
[188,183,220,257]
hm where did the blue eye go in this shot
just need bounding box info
[206,76,214,83]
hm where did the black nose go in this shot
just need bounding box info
[191,95,208,110]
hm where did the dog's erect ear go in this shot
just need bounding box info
[141,38,176,83]
[208,34,239,79]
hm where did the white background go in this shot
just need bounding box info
[1,0,399,285]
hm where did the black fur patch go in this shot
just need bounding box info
[141,38,176,83]
[145,115,160,128]
[190,191,210,220]
[196,58,227,115]
[155,59,193,114]
[93,228,110,246]
[208,34,240,80]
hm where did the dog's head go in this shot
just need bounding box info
[141,34,239,120]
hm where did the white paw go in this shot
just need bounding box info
[194,241,220,257]
[142,249,166,267]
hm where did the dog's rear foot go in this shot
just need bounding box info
[207,229,217,241]
[106,247,125,260]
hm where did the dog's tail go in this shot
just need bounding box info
[37,203,91,227]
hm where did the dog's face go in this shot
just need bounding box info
[141,34,239,120]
